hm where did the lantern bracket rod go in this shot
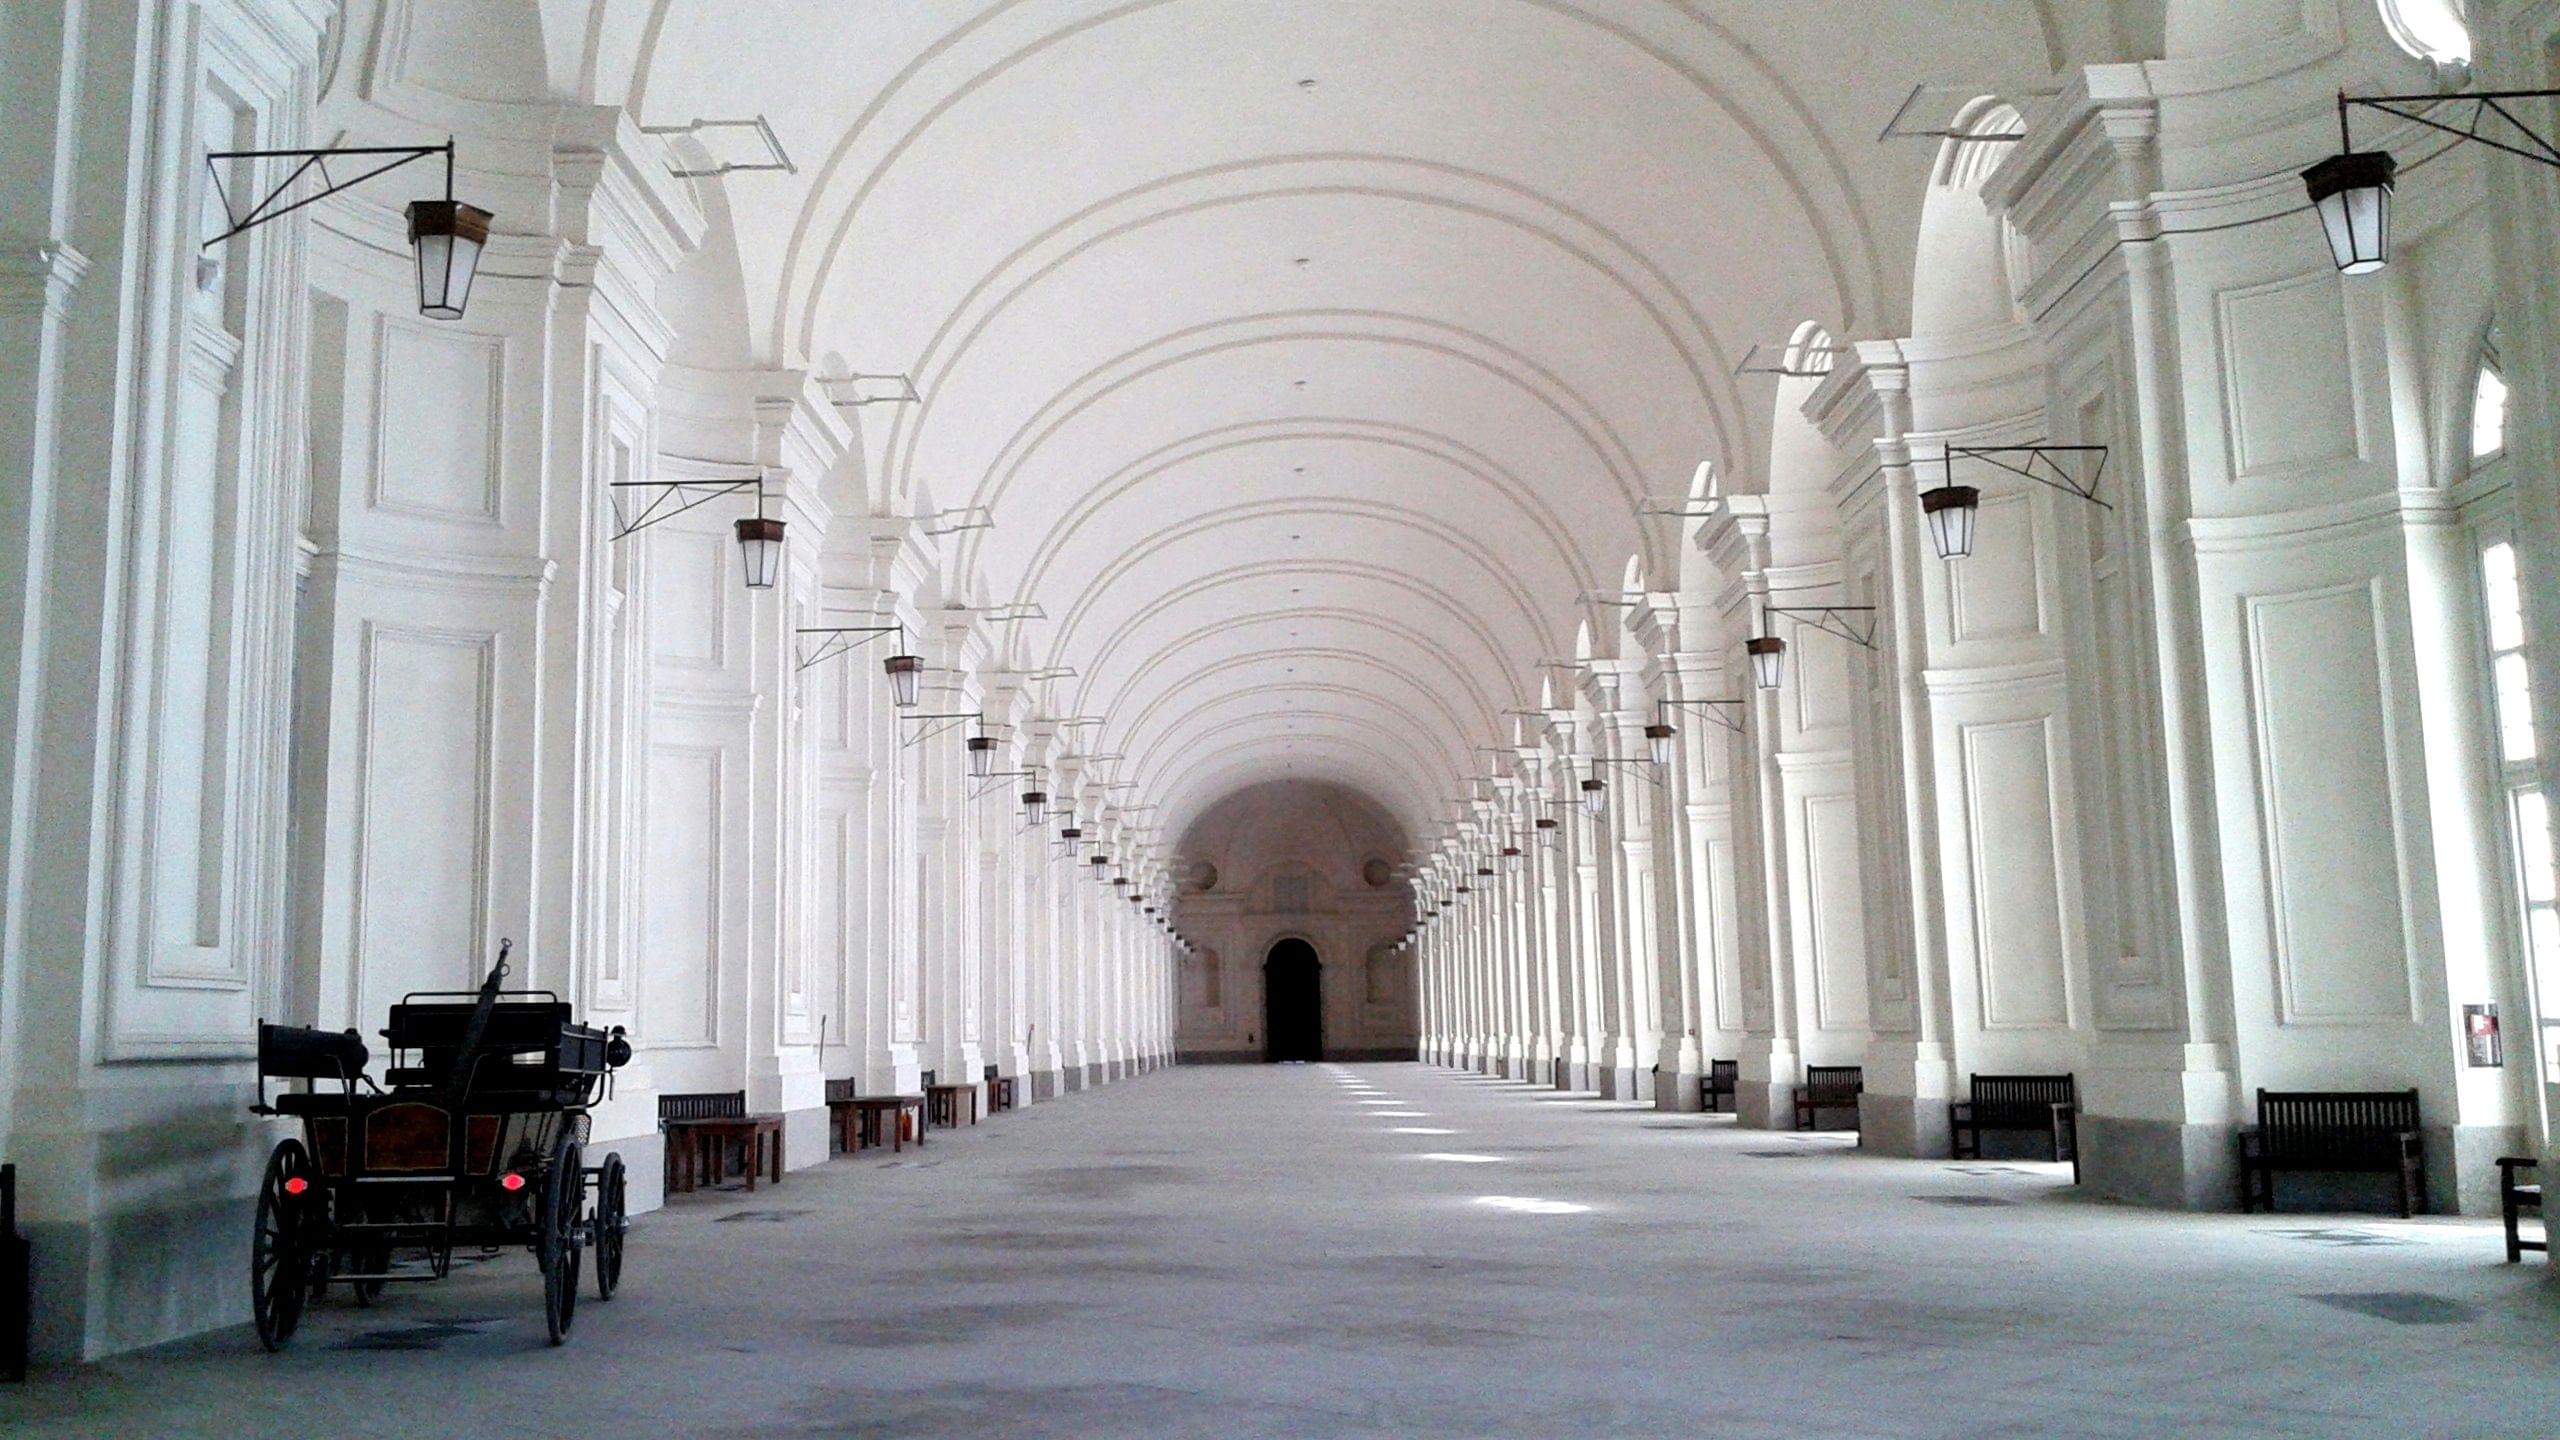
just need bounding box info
[1734,339,1854,378]
[792,621,904,673]
[637,114,795,178]
[607,474,768,540]
[1941,445,2111,510]
[2338,89,2560,172]
[202,139,452,247]
[923,505,994,536]
[1661,698,1746,735]
[898,711,981,750]
[1764,605,1880,650]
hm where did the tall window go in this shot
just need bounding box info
[2482,539,2560,1051]
[2473,365,2508,460]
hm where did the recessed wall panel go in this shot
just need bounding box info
[2245,580,2415,1023]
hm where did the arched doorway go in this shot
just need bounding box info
[1263,939,1323,1062]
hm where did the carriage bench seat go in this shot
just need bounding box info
[1950,1074,2078,1168]
[2237,1088,2425,1217]
[659,1091,784,1195]
[1701,1059,1737,1114]
[1792,1066,1863,1131]
[2500,1157,2544,1264]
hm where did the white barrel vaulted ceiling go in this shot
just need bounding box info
[599,0,2073,840]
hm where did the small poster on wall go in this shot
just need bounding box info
[2463,1004,2503,1068]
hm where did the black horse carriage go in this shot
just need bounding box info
[249,943,634,1348]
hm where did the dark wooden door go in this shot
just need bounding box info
[1263,940,1323,1062]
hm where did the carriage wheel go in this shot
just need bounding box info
[250,1139,313,1351]
[593,1153,627,1301]
[538,1136,583,1345]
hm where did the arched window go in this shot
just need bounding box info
[2472,364,2508,460]
[2379,0,2471,65]
[1784,321,1836,377]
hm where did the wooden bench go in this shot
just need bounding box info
[2499,1156,2544,1264]
[1700,1059,1737,1114]
[1950,1074,2078,1167]
[660,1091,786,1194]
[985,1063,1018,1115]
[2237,1088,2424,1217]
[1792,1065,1863,1130]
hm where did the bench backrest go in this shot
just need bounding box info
[921,1068,937,1089]
[984,1064,1001,1084]
[824,1078,858,1104]
[1968,1073,2075,1122]
[659,1090,745,1122]
[1708,1059,1737,1086]
[2255,1088,2420,1163]
[1804,1065,1862,1097]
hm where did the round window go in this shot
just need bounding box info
[2378,0,2471,65]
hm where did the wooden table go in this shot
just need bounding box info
[663,1114,785,1193]
[925,1081,979,1129]
[847,1094,928,1152]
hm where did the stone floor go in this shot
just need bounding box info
[4,1063,2555,1438]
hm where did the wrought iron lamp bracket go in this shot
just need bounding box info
[607,474,768,540]
[202,139,454,246]
[792,621,904,673]
[1764,605,1881,650]
[2339,88,2560,172]
[1661,697,1746,734]
[1941,445,2112,510]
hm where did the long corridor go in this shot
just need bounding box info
[5,1065,2555,1439]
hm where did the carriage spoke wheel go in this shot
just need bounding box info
[538,1136,584,1345]
[250,1139,313,1351]
[593,1153,627,1301]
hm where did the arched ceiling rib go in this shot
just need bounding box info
[620,0,2066,845]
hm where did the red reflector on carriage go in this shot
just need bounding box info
[282,1176,308,1195]
[499,1171,526,1192]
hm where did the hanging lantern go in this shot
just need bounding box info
[1455,883,1472,895]
[1474,864,1494,879]
[1580,776,1607,818]
[1060,825,1084,858]
[966,735,997,779]
[1501,844,1523,874]
[2301,149,2396,276]
[1747,634,1786,691]
[1535,816,1560,849]
[406,199,493,319]
[733,514,785,590]
[1921,483,1981,561]
[882,653,923,707]
[1022,789,1048,826]
[1644,721,1677,768]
